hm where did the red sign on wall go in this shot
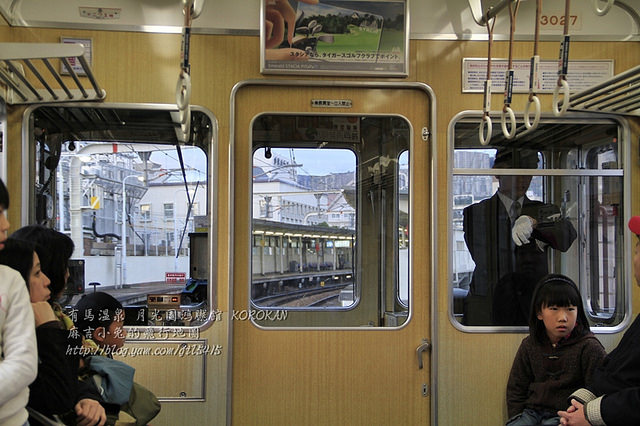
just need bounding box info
[165,272,186,284]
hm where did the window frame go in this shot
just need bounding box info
[247,112,413,329]
[21,102,220,332]
[140,203,151,222]
[250,144,359,313]
[164,202,175,221]
[447,111,633,334]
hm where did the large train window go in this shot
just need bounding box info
[250,114,410,327]
[22,104,217,330]
[449,113,629,331]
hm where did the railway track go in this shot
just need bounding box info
[253,283,348,308]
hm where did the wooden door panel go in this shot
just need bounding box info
[232,81,432,424]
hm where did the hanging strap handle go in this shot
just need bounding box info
[553,0,571,116]
[501,0,520,139]
[524,0,542,131]
[176,0,194,142]
[479,16,496,146]
[593,0,614,16]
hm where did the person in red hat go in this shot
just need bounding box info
[558,216,640,425]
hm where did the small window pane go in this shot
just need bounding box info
[252,147,356,308]
[34,134,210,328]
[398,150,409,306]
[450,117,626,329]
[164,203,174,220]
[250,114,411,328]
[140,204,151,221]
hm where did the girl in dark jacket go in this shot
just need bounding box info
[506,274,606,426]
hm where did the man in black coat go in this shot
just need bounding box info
[462,148,577,326]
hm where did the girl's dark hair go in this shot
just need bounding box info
[529,273,591,344]
[11,225,74,298]
[0,178,9,209]
[0,238,36,287]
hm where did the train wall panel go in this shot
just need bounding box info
[115,340,207,400]
[415,38,640,425]
[1,24,639,425]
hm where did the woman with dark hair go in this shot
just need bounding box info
[11,225,75,300]
[0,179,38,426]
[0,238,54,322]
[10,226,106,426]
[0,239,37,284]
[505,274,606,426]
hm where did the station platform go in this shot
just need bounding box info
[65,281,185,306]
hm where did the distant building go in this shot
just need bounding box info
[59,143,206,257]
[253,150,355,228]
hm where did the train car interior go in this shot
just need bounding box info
[0,0,638,424]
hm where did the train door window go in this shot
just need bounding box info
[23,104,217,330]
[449,113,629,331]
[398,150,409,306]
[250,114,410,327]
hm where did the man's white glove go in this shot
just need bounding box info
[512,215,534,246]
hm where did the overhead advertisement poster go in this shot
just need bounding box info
[261,0,407,76]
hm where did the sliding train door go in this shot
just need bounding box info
[231,81,435,424]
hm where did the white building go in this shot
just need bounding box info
[252,150,355,228]
[57,143,206,287]
[136,181,207,254]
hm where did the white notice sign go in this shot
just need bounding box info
[60,37,92,76]
[462,59,613,94]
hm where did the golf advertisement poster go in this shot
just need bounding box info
[261,0,408,76]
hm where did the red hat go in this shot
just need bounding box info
[629,216,640,235]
